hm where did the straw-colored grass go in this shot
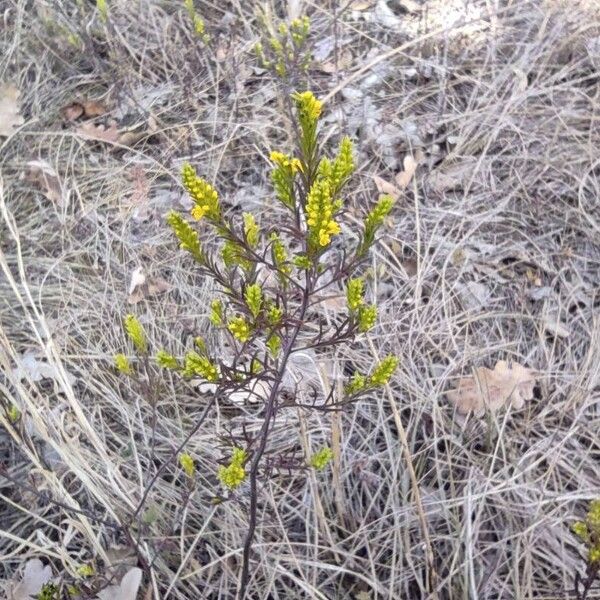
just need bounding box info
[1,0,599,598]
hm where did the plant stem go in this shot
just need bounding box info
[239,275,311,598]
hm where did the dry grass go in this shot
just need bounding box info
[1,0,599,598]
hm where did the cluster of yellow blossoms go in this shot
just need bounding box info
[305,179,341,247]
[182,163,220,221]
[218,447,247,489]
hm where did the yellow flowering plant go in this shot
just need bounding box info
[573,499,600,599]
[113,88,397,599]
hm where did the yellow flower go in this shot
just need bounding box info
[270,151,302,173]
[166,211,203,262]
[218,447,247,489]
[179,453,195,478]
[293,91,322,122]
[114,353,133,375]
[369,355,399,386]
[228,316,251,342]
[305,179,340,249]
[346,278,364,312]
[181,163,220,221]
[310,447,333,470]
[183,351,219,381]
[124,314,147,354]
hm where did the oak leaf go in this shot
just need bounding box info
[62,99,108,121]
[76,120,120,143]
[447,360,536,415]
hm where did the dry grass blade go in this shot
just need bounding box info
[1,1,599,598]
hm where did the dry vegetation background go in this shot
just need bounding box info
[1,0,600,598]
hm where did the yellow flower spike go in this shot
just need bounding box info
[345,373,367,395]
[114,353,133,375]
[181,163,220,221]
[180,453,195,478]
[124,314,147,354]
[156,350,179,369]
[369,356,399,386]
[270,233,291,274]
[331,136,354,193]
[270,151,300,208]
[244,284,263,319]
[293,91,322,122]
[166,211,204,263]
[182,351,219,381]
[305,178,340,250]
[209,299,223,325]
[358,305,377,332]
[243,213,259,247]
[346,278,365,312]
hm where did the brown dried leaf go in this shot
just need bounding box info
[319,49,353,73]
[0,82,25,137]
[62,99,108,121]
[81,99,108,117]
[62,103,84,121]
[76,120,120,143]
[394,154,418,189]
[128,267,171,304]
[116,129,146,146]
[447,360,536,416]
[373,175,400,200]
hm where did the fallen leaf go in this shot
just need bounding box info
[96,567,142,600]
[373,175,400,200]
[128,268,171,304]
[447,360,536,416]
[429,158,477,193]
[12,352,77,386]
[62,99,108,121]
[319,48,353,73]
[25,160,65,206]
[116,129,146,147]
[394,154,418,189]
[229,377,270,405]
[62,103,84,121]
[81,99,108,117]
[0,82,25,137]
[10,559,53,600]
[76,120,120,143]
